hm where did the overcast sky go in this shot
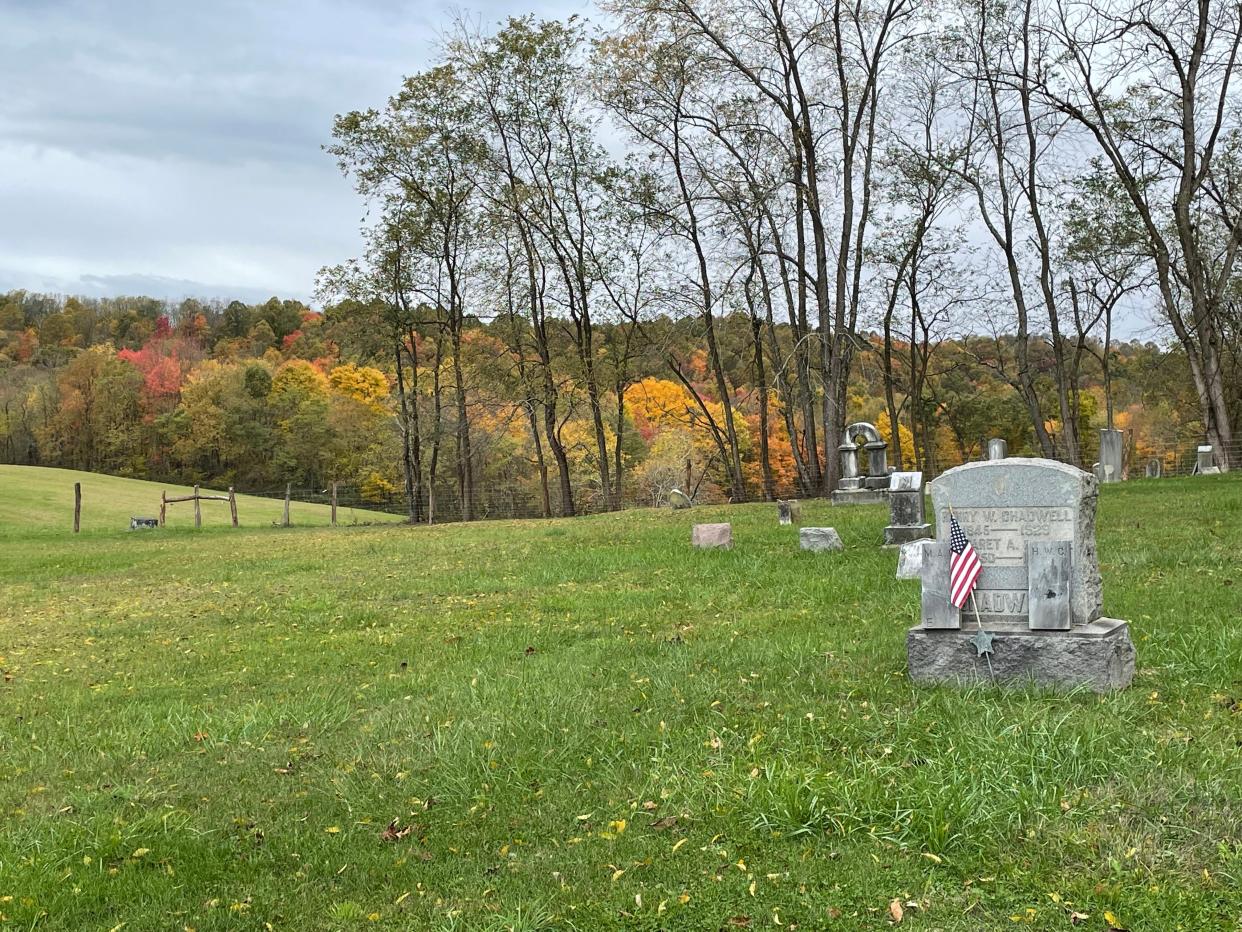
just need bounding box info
[0,0,591,305]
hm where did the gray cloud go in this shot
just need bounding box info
[0,0,593,304]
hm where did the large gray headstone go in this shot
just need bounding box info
[1098,429,1123,483]
[909,458,1134,691]
[928,458,1102,627]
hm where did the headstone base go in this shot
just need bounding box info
[831,488,887,506]
[883,523,932,547]
[1199,466,1222,476]
[906,618,1135,692]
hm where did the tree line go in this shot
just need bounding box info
[3,0,1239,518]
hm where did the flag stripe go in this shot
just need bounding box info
[948,515,983,609]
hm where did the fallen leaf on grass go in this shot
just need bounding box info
[650,816,680,831]
[888,899,904,924]
[641,800,658,811]
[726,917,751,928]
[1069,911,1089,925]
[380,820,413,842]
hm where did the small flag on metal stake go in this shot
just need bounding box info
[949,515,983,608]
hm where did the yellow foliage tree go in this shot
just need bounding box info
[329,363,390,413]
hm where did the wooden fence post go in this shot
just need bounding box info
[193,484,201,529]
[331,481,338,527]
[160,491,166,527]
[74,482,81,533]
[283,482,291,527]
[228,487,238,527]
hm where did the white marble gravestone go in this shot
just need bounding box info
[906,458,1135,691]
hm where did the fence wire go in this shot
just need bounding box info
[235,437,1234,527]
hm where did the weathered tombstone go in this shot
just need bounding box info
[906,458,1135,691]
[831,422,890,505]
[799,527,843,552]
[129,516,159,530]
[1145,459,1162,479]
[777,500,794,526]
[692,523,732,549]
[1195,444,1221,475]
[896,537,932,579]
[669,488,692,510]
[883,471,931,546]
[1098,429,1124,483]
[987,438,1008,460]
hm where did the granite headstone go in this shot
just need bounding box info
[906,458,1135,691]
[883,471,932,546]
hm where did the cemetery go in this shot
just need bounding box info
[2,463,1240,929]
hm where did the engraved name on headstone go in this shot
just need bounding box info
[908,457,1135,691]
[929,459,1101,627]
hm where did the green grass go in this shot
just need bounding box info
[1,469,1240,929]
[0,466,399,537]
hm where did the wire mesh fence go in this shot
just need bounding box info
[236,437,1234,527]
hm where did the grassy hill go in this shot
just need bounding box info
[1,472,1240,929]
[0,465,399,535]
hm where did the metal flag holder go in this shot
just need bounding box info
[949,504,996,681]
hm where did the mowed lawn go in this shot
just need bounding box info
[0,466,401,537]
[1,471,1240,930]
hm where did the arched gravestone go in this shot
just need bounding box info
[906,458,1135,691]
[831,421,891,506]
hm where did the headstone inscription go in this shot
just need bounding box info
[883,471,931,546]
[987,438,1008,460]
[906,458,1135,691]
[692,523,732,549]
[1098,429,1124,483]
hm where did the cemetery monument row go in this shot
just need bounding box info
[907,457,1135,691]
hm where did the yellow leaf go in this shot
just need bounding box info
[672,838,688,853]
[325,826,341,834]
[921,852,941,864]
[131,848,150,859]
[612,868,626,882]
[1104,911,1120,926]
[609,819,627,834]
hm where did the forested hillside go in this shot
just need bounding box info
[0,288,1202,519]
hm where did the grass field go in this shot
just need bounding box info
[0,466,400,537]
[1,468,1240,930]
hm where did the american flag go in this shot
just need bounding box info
[949,515,983,608]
